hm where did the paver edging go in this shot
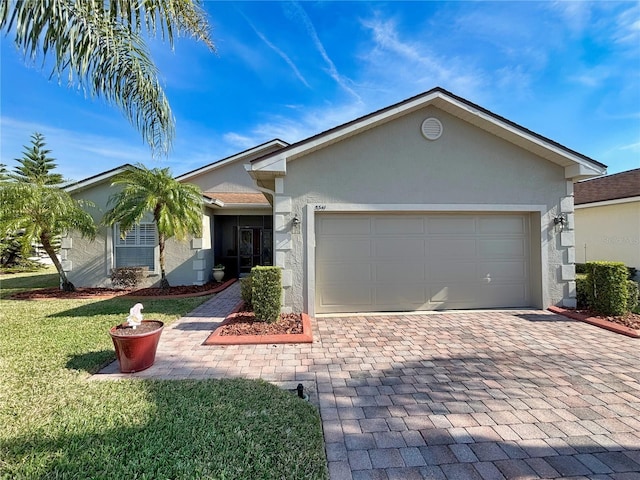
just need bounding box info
[203,305,313,345]
[548,305,640,338]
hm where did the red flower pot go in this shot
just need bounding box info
[109,320,164,373]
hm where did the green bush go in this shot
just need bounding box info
[585,261,629,316]
[251,266,281,323]
[574,263,587,275]
[575,276,590,309]
[240,274,253,309]
[627,280,639,311]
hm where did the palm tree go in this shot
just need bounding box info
[0,1,214,155]
[0,134,97,290]
[102,164,203,288]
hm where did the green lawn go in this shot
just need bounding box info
[0,269,328,479]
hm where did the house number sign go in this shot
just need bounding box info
[315,205,327,210]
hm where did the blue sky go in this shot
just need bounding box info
[1,1,639,181]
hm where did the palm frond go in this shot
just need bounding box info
[0,0,214,155]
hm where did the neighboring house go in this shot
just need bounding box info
[64,87,607,314]
[574,168,640,272]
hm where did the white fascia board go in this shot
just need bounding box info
[177,139,289,181]
[64,167,130,193]
[565,163,607,181]
[203,197,224,207]
[575,196,640,209]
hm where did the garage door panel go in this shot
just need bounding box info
[375,262,425,282]
[373,216,425,234]
[376,284,427,306]
[318,217,371,234]
[478,238,525,258]
[428,262,477,282]
[478,216,525,234]
[319,263,372,282]
[428,216,476,234]
[478,261,526,279]
[428,238,476,258]
[316,213,531,313]
[317,238,371,259]
[483,284,528,306]
[320,284,372,307]
[373,237,425,258]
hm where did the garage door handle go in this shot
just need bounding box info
[484,274,491,283]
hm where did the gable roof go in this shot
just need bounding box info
[64,164,134,193]
[176,139,288,182]
[574,168,640,205]
[248,87,606,181]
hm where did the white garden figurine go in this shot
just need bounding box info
[126,303,144,329]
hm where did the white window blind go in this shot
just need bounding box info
[114,223,156,270]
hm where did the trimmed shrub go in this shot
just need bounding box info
[251,266,281,323]
[627,280,639,311]
[585,261,629,316]
[240,274,253,309]
[111,267,146,288]
[574,263,587,275]
[575,276,590,309]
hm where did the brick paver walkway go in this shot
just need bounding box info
[96,288,640,479]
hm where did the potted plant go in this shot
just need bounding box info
[212,264,225,282]
[109,303,163,373]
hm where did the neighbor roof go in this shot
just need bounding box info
[574,168,640,205]
[249,87,607,181]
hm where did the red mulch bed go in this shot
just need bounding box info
[10,281,228,300]
[577,310,640,330]
[216,312,303,336]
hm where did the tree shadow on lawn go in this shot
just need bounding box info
[1,378,328,479]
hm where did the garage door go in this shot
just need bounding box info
[315,213,530,313]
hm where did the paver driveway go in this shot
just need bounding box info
[97,285,640,479]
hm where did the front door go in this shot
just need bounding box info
[239,228,262,276]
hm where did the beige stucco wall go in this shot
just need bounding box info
[65,181,214,288]
[185,155,268,193]
[575,200,640,269]
[277,106,573,313]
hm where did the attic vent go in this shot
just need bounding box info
[421,117,443,140]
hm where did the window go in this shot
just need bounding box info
[114,223,156,270]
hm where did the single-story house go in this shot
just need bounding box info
[574,168,640,272]
[63,87,607,315]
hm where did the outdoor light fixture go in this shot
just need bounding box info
[291,214,301,227]
[553,214,567,231]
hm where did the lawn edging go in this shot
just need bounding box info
[548,305,640,338]
[125,278,236,299]
[204,304,313,345]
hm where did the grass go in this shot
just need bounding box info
[0,269,328,479]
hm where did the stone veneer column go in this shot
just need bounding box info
[274,178,293,313]
[560,181,577,308]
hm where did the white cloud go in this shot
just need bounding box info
[239,11,311,88]
[287,2,361,102]
[359,15,485,99]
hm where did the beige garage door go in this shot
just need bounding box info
[315,213,531,313]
